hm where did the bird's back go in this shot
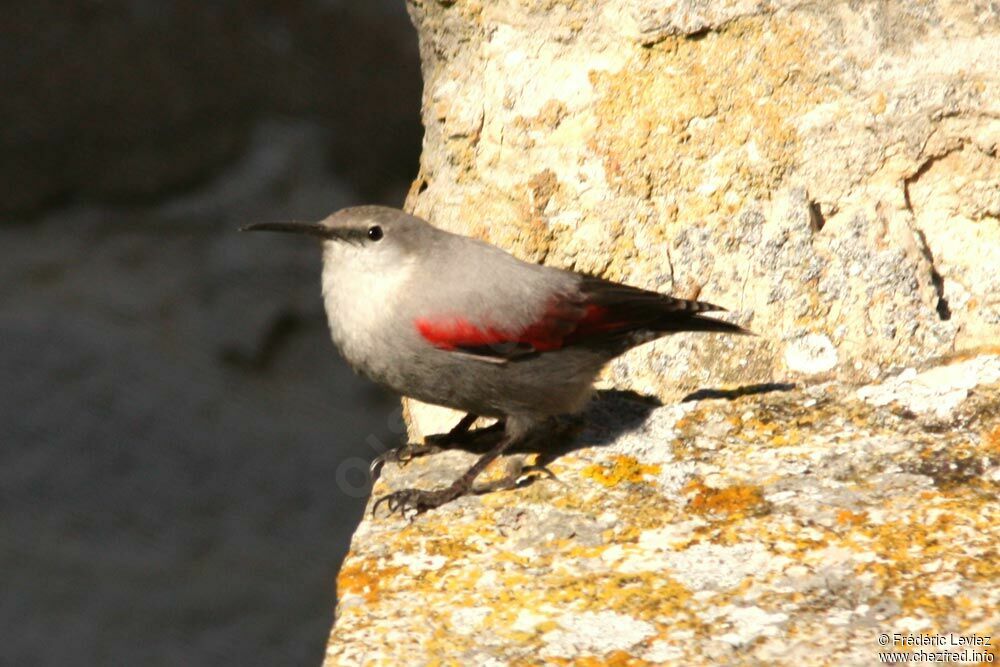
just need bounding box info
[321,211,745,420]
[351,227,741,418]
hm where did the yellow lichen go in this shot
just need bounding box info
[684,479,770,519]
[836,509,868,527]
[589,17,829,222]
[983,424,1000,457]
[582,455,661,487]
[337,561,403,604]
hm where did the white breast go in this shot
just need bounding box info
[320,243,414,371]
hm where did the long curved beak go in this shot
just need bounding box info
[240,222,339,240]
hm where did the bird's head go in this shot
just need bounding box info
[242,205,432,275]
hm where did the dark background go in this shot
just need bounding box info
[1,2,423,665]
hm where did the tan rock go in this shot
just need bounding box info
[327,2,1000,664]
[328,355,1000,665]
[402,0,998,410]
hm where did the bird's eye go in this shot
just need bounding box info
[367,225,383,242]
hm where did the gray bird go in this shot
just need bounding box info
[243,206,749,515]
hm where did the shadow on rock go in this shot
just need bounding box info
[681,382,796,402]
[402,383,799,470]
[531,389,662,464]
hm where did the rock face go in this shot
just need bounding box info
[401,0,998,404]
[1,120,408,667]
[328,355,1000,665]
[4,2,424,662]
[326,1,999,664]
[1,0,422,213]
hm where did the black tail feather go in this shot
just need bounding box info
[658,313,755,336]
[578,275,752,337]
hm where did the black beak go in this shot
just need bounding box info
[240,222,339,240]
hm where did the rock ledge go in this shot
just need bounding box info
[326,355,1000,665]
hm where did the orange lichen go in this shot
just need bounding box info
[331,354,1000,664]
[836,509,868,526]
[684,479,770,518]
[580,651,649,667]
[983,424,1000,456]
[337,561,403,604]
[846,487,1000,622]
[589,16,827,220]
[771,429,802,446]
[582,455,661,487]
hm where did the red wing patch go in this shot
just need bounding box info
[415,278,740,359]
[414,301,630,357]
[414,318,511,350]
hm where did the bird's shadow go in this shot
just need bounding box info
[534,389,662,463]
[681,382,796,403]
[417,382,797,465]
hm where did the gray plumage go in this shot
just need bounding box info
[244,205,748,513]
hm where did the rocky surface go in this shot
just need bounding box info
[324,1,999,663]
[1,0,421,212]
[0,119,409,667]
[328,354,1000,665]
[4,2,425,664]
[403,0,1000,399]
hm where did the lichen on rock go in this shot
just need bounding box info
[328,356,1000,665]
[326,0,1000,663]
[404,0,999,394]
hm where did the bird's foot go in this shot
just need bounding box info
[373,432,536,519]
[369,443,441,481]
[372,484,464,519]
[372,459,558,519]
[472,460,559,494]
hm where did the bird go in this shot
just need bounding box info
[243,205,750,515]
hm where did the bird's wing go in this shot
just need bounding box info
[573,275,747,337]
[412,296,585,363]
[413,275,749,363]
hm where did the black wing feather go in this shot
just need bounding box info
[577,275,752,339]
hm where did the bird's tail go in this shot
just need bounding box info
[577,277,755,339]
[656,312,755,336]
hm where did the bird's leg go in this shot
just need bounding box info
[373,432,520,518]
[447,412,479,438]
[368,413,492,481]
[422,412,479,447]
[471,456,559,495]
[426,413,507,449]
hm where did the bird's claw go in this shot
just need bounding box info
[371,487,459,519]
[471,462,560,495]
[369,443,441,481]
[518,463,559,483]
[372,460,561,518]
